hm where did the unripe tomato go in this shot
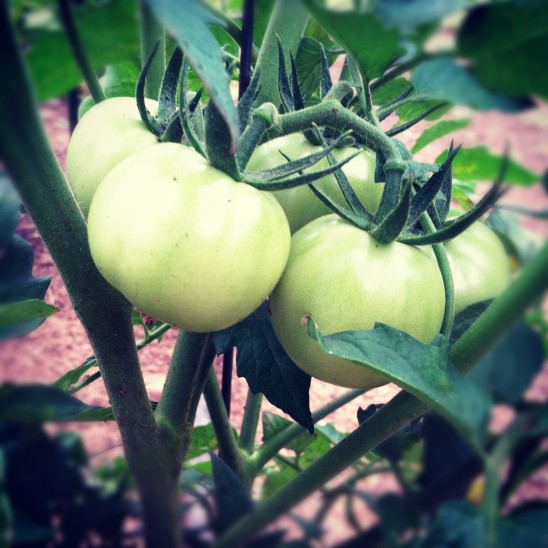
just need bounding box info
[246,133,382,233]
[269,215,446,389]
[88,143,291,332]
[66,96,159,217]
[444,221,511,314]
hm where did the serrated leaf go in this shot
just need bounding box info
[0,384,114,422]
[145,0,239,147]
[412,119,470,153]
[0,299,58,329]
[412,58,532,112]
[212,303,313,432]
[304,1,405,80]
[210,452,254,534]
[458,3,548,100]
[436,146,537,186]
[307,319,490,451]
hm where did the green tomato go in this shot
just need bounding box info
[246,133,383,233]
[444,221,511,314]
[88,142,291,332]
[269,215,446,389]
[67,96,159,217]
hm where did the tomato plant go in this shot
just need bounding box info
[1,1,547,548]
[246,132,382,232]
[66,96,159,216]
[88,142,290,332]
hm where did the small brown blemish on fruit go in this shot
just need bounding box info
[300,313,312,326]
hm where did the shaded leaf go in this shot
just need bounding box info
[412,58,532,112]
[0,384,114,422]
[307,319,490,450]
[210,452,253,534]
[458,3,548,99]
[436,146,537,186]
[212,303,313,432]
[0,172,20,249]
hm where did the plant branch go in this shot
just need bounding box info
[214,244,548,548]
[58,0,105,103]
[203,369,252,486]
[250,389,365,472]
[139,0,165,100]
[239,391,263,454]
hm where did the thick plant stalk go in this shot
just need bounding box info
[0,5,180,546]
[140,0,165,100]
[214,244,548,548]
[254,0,309,108]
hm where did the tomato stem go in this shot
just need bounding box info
[239,391,263,454]
[58,0,105,104]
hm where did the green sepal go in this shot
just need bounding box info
[179,58,206,156]
[244,131,355,184]
[277,36,295,113]
[136,40,163,136]
[312,127,371,217]
[370,179,413,243]
[386,102,448,137]
[290,54,305,111]
[308,183,373,232]
[204,99,241,180]
[401,182,507,246]
[406,143,461,227]
[159,111,183,143]
[319,44,333,100]
[157,47,184,125]
[238,67,261,133]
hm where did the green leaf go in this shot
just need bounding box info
[262,412,314,454]
[372,77,412,106]
[212,303,313,433]
[436,146,538,186]
[396,99,450,122]
[186,424,219,461]
[500,503,548,548]
[23,0,140,101]
[411,118,470,153]
[304,1,405,80]
[0,235,51,340]
[0,384,114,422]
[262,461,298,498]
[145,0,240,147]
[458,2,548,100]
[0,299,58,329]
[295,37,338,104]
[412,58,532,112]
[307,319,490,450]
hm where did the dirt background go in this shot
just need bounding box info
[1,98,548,544]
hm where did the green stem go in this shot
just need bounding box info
[155,331,212,451]
[276,101,406,217]
[214,245,548,548]
[250,389,365,473]
[254,0,308,107]
[239,391,263,454]
[0,6,180,546]
[419,213,455,337]
[203,369,251,486]
[58,0,105,103]
[139,0,165,100]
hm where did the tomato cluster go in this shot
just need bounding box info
[67,98,511,388]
